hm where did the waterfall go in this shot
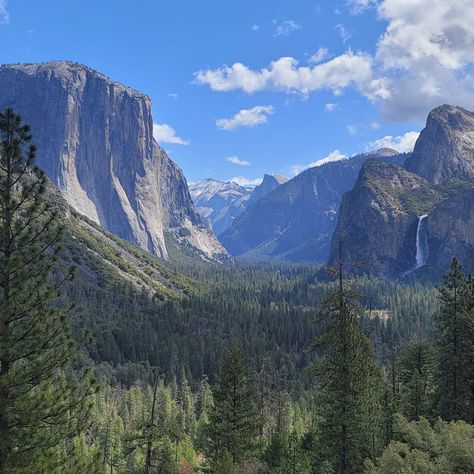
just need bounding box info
[403,214,429,277]
[414,214,429,269]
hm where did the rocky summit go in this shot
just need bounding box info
[405,105,474,184]
[0,61,226,261]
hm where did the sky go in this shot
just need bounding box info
[1,0,474,186]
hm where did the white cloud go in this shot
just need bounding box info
[194,0,474,123]
[0,0,10,25]
[368,131,420,153]
[153,123,189,145]
[226,156,251,166]
[230,176,263,187]
[274,20,301,37]
[336,24,351,43]
[325,102,337,111]
[168,92,179,99]
[375,0,474,120]
[309,48,330,64]
[216,105,274,130]
[371,121,381,129]
[251,24,259,31]
[291,149,348,175]
[194,50,389,100]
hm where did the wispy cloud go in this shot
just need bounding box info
[346,0,377,14]
[251,24,259,31]
[168,92,179,100]
[0,0,10,25]
[291,149,347,176]
[230,176,263,187]
[335,23,351,43]
[216,105,274,130]
[309,48,330,64]
[346,125,357,136]
[153,123,189,145]
[368,131,420,153]
[226,156,251,166]
[325,103,337,112]
[274,20,301,37]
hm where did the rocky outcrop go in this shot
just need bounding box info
[327,160,442,278]
[0,61,226,260]
[220,149,407,262]
[189,179,252,236]
[246,174,288,208]
[405,105,474,184]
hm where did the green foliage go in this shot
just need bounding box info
[398,341,435,420]
[312,270,386,473]
[434,258,474,422]
[365,415,474,473]
[0,108,96,472]
[205,343,261,469]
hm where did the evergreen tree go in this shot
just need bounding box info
[435,258,474,422]
[398,341,435,420]
[0,108,95,471]
[205,342,260,470]
[314,239,384,473]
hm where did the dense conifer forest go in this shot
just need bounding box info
[1,110,474,473]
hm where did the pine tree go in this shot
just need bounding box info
[0,109,95,471]
[435,258,474,422]
[205,342,260,470]
[398,340,434,420]
[314,238,384,473]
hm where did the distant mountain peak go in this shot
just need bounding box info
[405,104,474,184]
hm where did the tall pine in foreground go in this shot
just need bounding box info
[435,258,474,423]
[0,109,95,472]
[314,239,384,473]
[205,342,260,471]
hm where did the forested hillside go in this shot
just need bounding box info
[2,111,474,474]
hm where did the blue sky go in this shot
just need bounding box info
[1,0,473,185]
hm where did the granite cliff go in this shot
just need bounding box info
[0,61,226,260]
[327,160,442,278]
[329,105,474,278]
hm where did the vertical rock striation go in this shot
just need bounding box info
[0,61,226,260]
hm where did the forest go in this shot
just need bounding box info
[1,109,474,474]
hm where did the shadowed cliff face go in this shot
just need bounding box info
[329,105,474,279]
[327,159,442,279]
[0,61,226,261]
[426,188,474,274]
[406,105,474,184]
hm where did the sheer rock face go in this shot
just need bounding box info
[246,174,288,208]
[0,61,226,260]
[426,189,474,273]
[327,160,442,279]
[220,150,406,262]
[405,105,474,184]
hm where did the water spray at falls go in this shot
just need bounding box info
[414,214,429,269]
[403,214,429,277]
